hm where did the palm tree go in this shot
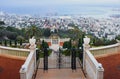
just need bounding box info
[25,25,41,38]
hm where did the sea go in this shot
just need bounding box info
[1,5,120,18]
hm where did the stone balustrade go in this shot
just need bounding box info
[90,43,120,56]
[0,46,30,57]
[20,37,37,79]
[19,50,36,79]
[84,50,104,79]
[0,45,36,79]
[83,36,104,79]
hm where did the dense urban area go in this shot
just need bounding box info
[0,11,120,46]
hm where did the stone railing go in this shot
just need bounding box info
[84,50,104,79]
[90,43,120,56]
[83,37,104,79]
[20,37,37,79]
[19,50,36,79]
[0,46,30,57]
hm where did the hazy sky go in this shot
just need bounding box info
[0,0,119,15]
[0,0,119,7]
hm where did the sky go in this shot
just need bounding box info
[0,0,120,7]
[0,0,120,15]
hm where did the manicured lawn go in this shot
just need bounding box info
[0,55,25,79]
[97,53,120,79]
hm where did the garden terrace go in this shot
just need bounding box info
[0,55,25,79]
[96,52,120,79]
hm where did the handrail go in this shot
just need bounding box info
[20,50,36,79]
[22,51,34,71]
[90,43,120,51]
[84,50,104,79]
[0,46,30,52]
[86,50,99,67]
[89,43,120,56]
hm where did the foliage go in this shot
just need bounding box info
[16,36,24,41]
[62,50,71,56]
[6,26,19,32]
[43,28,51,37]
[14,40,17,47]
[116,35,120,40]
[39,49,52,58]
[0,26,23,40]
[9,40,12,46]
[63,40,71,49]
[92,37,117,46]
[0,25,118,47]
[25,25,41,38]
[93,38,104,46]
[68,23,75,27]
[0,21,5,25]
[58,26,84,40]
[63,41,69,48]
[7,32,18,40]
[78,34,84,48]
[19,40,23,46]
[41,40,49,48]
[4,40,7,46]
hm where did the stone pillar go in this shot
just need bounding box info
[83,36,90,73]
[97,63,104,79]
[29,37,36,71]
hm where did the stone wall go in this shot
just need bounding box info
[90,43,120,57]
[84,50,104,79]
[0,46,30,57]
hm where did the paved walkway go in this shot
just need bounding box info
[35,51,85,79]
[35,68,86,79]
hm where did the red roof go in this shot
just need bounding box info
[59,42,64,46]
[47,42,51,46]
